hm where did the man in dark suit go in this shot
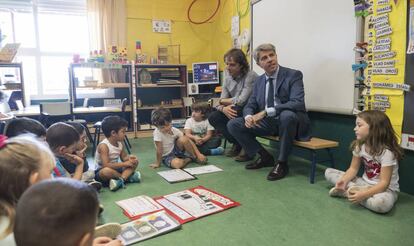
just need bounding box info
[228,43,311,181]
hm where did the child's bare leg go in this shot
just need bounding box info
[98,167,122,182]
[121,166,136,180]
[177,136,206,163]
[170,157,192,169]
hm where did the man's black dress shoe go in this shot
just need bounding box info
[245,155,274,169]
[267,162,289,181]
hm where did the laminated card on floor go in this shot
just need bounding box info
[153,186,240,224]
[157,169,196,183]
[117,210,181,245]
[183,165,223,175]
[116,195,164,219]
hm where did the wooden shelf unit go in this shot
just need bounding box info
[134,64,188,129]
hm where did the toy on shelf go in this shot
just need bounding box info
[135,41,147,64]
[87,50,105,63]
[107,46,128,64]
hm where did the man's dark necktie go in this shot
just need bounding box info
[267,78,274,107]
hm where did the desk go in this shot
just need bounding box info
[11,106,39,117]
[74,106,132,114]
[12,105,132,117]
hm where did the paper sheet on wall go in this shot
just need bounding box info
[407,6,414,53]
[365,0,407,138]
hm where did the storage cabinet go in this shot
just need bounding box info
[135,64,187,130]
[0,62,26,109]
[68,63,134,126]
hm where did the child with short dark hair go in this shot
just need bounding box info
[150,107,207,169]
[4,117,46,139]
[46,122,84,180]
[0,135,55,245]
[325,110,404,213]
[14,178,122,246]
[184,102,224,156]
[63,121,102,191]
[95,115,140,192]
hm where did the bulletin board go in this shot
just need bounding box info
[364,0,407,140]
[401,0,414,151]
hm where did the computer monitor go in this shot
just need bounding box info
[192,62,219,85]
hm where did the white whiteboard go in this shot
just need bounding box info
[251,0,356,114]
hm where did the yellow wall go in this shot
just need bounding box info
[127,0,215,68]
[211,0,251,68]
[126,0,252,70]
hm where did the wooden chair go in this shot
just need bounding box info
[92,98,131,156]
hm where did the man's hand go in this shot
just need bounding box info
[245,111,266,128]
[64,153,84,166]
[223,105,238,119]
[245,116,255,128]
[251,111,266,126]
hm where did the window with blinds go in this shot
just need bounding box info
[0,0,91,98]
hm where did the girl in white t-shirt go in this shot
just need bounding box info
[184,102,224,156]
[325,110,403,213]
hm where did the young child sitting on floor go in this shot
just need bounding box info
[14,178,122,246]
[150,107,207,169]
[63,121,102,191]
[46,122,85,180]
[94,115,140,192]
[184,102,224,156]
[325,110,404,213]
[0,135,55,246]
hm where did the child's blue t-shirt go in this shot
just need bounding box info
[52,159,69,178]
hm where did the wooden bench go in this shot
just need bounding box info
[260,136,339,184]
